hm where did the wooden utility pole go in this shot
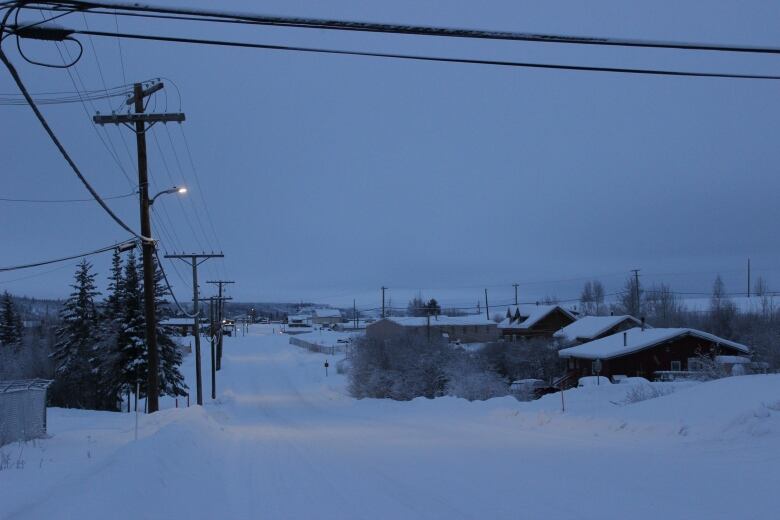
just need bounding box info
[94,82,185,413]
[207,280,234,370]
[484,288,490,320]
[165,252,223,405]
[381,286,387,318]
[209,296,216,399]
[198,294,232,399]
[512,283,519,305]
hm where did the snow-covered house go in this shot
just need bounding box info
[311,308,343,326]
[160,317,208,337]
[498,304,576,340]
[333,319,371,332]
[367,315,499,344]
[286,314,312,328]
[553,315,643,345]
[558,327,750,382]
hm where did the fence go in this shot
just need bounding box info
[0,379,52,446]
[288,336,346,356]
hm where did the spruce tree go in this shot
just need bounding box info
[116,250,147,402]
[150,258,188,398]
[0,291,22,347]
[51,260,101,408]
[94,249,127,411]
[103,251,188,409]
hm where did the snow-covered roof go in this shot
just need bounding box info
[287,314,310,321]
[497,304,575,330]
[558,327,749,360]
[161,317,198,326]
[385,315,496,327]
[0,379,52,394]
[553,315,642,342]
[313,308,342,318]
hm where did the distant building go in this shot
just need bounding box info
[554,315,643,345]
[497,304,576,340]
[286,314,311,328]
[366,315,499,344]
[558,327,750,382]
[160,317,208,337]
[311,308,343,326]
[333,319,372,332]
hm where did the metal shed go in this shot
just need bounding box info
[0,379,52,446]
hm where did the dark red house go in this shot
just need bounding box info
[558,327,749,381]
[498,304,576,340]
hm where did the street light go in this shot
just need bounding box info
[149,186,187,206]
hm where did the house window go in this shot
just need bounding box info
[671,360,682,371]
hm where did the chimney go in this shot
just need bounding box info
[641,317,645,331]
[623,331,628,347]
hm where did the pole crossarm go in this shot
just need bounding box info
[93,113,185,125]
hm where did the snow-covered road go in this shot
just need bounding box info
[2,324,779,519]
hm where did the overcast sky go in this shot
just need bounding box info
[2,0,780,311]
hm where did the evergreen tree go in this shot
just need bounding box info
[50,260,101,408]
[102,251,188,407]
[0,291,22,347]
[115,250,147,402]
[94,249,127,411]
[150,258,188,398]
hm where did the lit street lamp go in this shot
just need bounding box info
[149,186,187,206]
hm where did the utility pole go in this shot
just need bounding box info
[484,288,490,320]
[512,283,519,305]
[94,81,185,413]
[381,286,387,318]
[207,280,234,370]
[165,252,223,405]
[353,299,357,330]
[747,258,751,298]
[630,269,641,315]
[209,297,216,400]
[198,294,232,399]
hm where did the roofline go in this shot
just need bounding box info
[555,315,643,341]
[558,328,749,360]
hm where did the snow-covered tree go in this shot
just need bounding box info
[101,251,187,407]
[0,291,23,347]
[94,249,128,411]
[104,250,147,406]
[150,258,187,398]
[50,260,101,408]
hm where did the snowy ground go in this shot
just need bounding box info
[1,324,778,519]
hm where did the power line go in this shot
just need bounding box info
[0,239,136,272]
[31,1,780,55]
[0,262,73,285]
[63,28,780,81]
[0,16,149,241]
[0,191,135,203]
